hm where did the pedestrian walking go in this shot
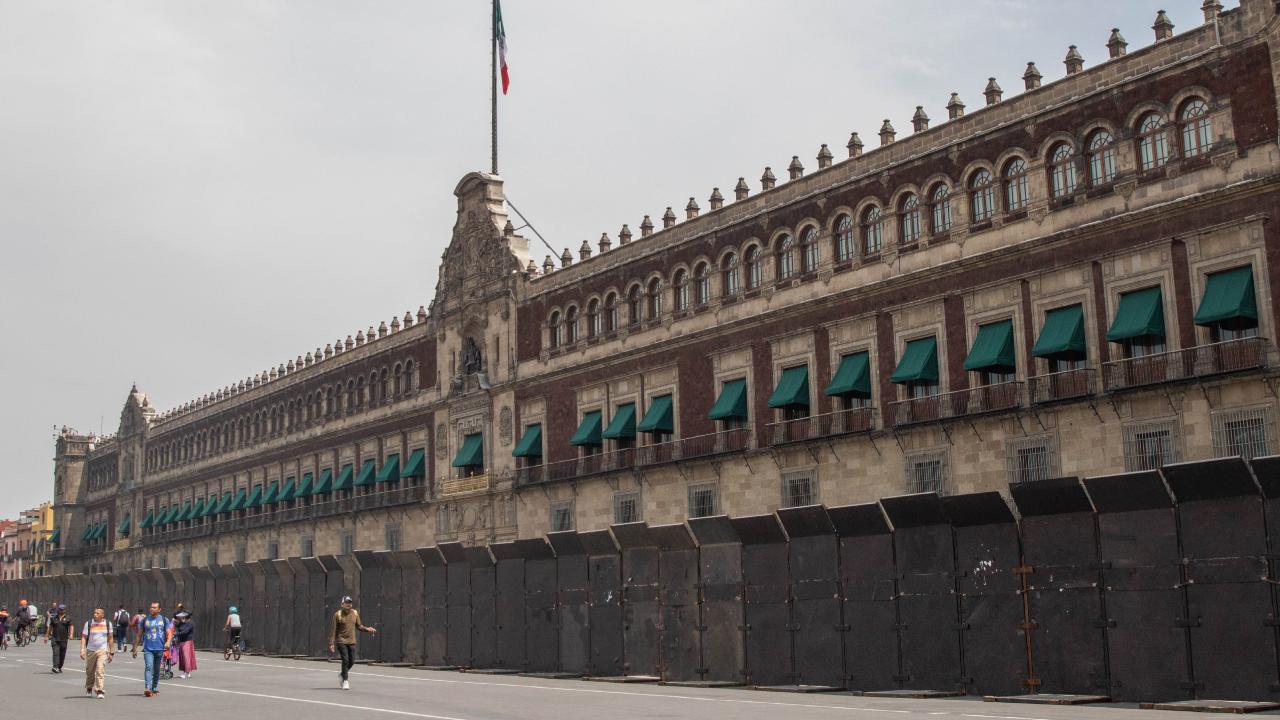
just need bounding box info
[132,602,172,697]
[80,608,114,698]
[327,596,376,690]
[45,604,73,673]
[172,610,196,679]
[0,606,10,650]
[112,605,130,652]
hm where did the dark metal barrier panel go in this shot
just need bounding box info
[1010,476,1107,695]
[319,555,347,655]
[1166,458,1278,700]
[1083,471,1187,703]
[391,551,425,666]
[418,547,449,667]
[90,574,108,622]
[210,565,235,649]
[243,563,266,653]
[284,559,311,655]
[943,492,1025,696]
[377,551,405,663]
[1252,455,1280,698]
[353,551,384,662]
[581,529,623,677]
[467,547,497,669]
[548,531,590,675]
[189,568,215,648]
[439,543,472,668]
[524,539,559,673]
[154,569,177,616]
[652,523,699,683]
[490,541,528,670]
[257,560,281,655]
[830,503,900,691]
[881,493,962,692]
[273,559,298,655]
[778,506,843,689]
[299,558,329,656]
[612,523,659,677]
[731,514,791,687]
[688,516,745,685]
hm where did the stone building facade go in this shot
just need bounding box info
[48,0,1280,574]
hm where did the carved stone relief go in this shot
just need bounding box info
[435,424,448,459]
[498,407,513,446]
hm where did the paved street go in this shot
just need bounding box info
[0,641,1264,720]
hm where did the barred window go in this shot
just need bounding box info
[1048,143,1078,198]
[613,491,640,525]
[385,523,401,551]
[1180,99,1212,158]
[1123,419,1179,471]
[1212,406,1273,461]
[548,311,561,348]
[266,541,278,560]
[647,278,663,318]
[745,246,762,290]
[931,184,952,233]
[800,227,819,273]
[905,449,949,494]
[587,298,601,338]
[673,269,689,312]
[550,501,575,532]
[834,213,855,262]
[206,548,218,567]
[900,194,921,245]
[721,252,740,295]
[627,284,642,325]
[969,170,995,222]
[1006,434,1058,484]
[563,306,578,344]
[603,292,618,333]
[861,207,883,256]
[300,536,314,558]
[694,262,711,305]
[1087,130,1117,185]
[340,532,354,556]
[1003,159,1029,212]
[688,482,719,518]
[776,234,796,280]
[235,544,247,563]
[1138,113,1170,171]
[781,471,817,508]
[180,551,191,568]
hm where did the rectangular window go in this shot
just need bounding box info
[234,545,247,563]
[613,492,640,525]
[1006,434,1058,484]
[266,541,278,560]
[781,471,817,508]
[905,449,949,494]
[687,482,719,518]
[180,551,191,568]
[385,523,402,552]
[206,549,218,567]
[340,532,355,556]
[1213,407,1273,461]
[550,501,575,532]
[1123,419,1179,471]
[300,536,314,558]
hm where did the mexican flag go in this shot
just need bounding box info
[495,0,510,94]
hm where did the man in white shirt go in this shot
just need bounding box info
[80,607,114,698]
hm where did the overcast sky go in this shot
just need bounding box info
[0,0,1216,519]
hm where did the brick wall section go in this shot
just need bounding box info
[752,340,774,442]
[1090,261,1111,364]
[944,294,969,391]
[1170,239,1197,349]
[813,326,832,415]
[1019,280,1035,364]
[876,312,897,429]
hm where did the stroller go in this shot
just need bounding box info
[161,644,177,680]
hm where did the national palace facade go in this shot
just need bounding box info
[49,0,1280,574]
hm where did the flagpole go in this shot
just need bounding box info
[491,0,498,175]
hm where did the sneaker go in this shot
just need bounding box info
[86,689,93,696]
[341,680,350,690]
[96,692,105,699]
[144,690,152,698]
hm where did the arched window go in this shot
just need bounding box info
[834,214,854,262]
[693,262,711,305]
[356,376,366,408]
[627,284,642,325]
[404,359,415,392]
[673,269,689,312]
[930,184,952,233]
[345,380,354,412]
[722,252,740,296]
[800,227,819,273]
[1180,98,1212,158]
[1087,130,1117,185]
[1048,142,1078,198]
[1003,159,1029,212]
[647,278,663,318]
[587,298,601,338]
[969,170,994,222]
[393,364,403,396]
[1137,113,1169,171]
[564,306,578,344]
[603,292,618,333]
[775,234,796,280]
[899,194,921,245]
[745,245,762,290]
[379,369,389,404]
[548,310,562,348]
[861,206,883,256]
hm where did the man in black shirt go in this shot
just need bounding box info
[45,604,74,673]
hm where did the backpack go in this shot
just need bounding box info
[114,609,129,625]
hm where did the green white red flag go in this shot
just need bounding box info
[495,0,509,94]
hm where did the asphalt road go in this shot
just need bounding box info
[0,640,1268,720]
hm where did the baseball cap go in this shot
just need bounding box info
[341,596,353,604]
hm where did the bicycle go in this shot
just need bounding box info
[223,630,242,661]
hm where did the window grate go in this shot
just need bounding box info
[688,482,719,519]
[1006,434,1058,484]
[905,449,950,494]
[1212,406,1274,461]
[1123,419,1180,471]
[206,549,218,568]
[613,492,640,525]
[781,471,817,508]
[385,524,401,552]
[550,501,575,532]
[300,537,314,559]
[266,541,278,561]
[234,545,247,563]
[340,532,354,556]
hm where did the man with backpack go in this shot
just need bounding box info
[112,605,130,652]
[131,602,172,697]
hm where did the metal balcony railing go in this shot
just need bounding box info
[1028,368,1096,404]
[1102,337,1268,392]
[889,381,1023,427]
[766,408,876,446]
[440,474,490,496]
[516,429,751,486]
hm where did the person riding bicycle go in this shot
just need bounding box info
[223,606,242,658]
[0,606,9,649]
[14,601,32,645]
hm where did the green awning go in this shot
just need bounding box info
[569,411,603,446]
[246,484,264,508]
[826,352,872,398]
[204,495,220,517]
[891,336,939,384]
[315,468,336,494]
[81,525,93,541]
[297,473,314,497]
[401,449,426,478]
[1032,304,1087,361]
[1195,266,1257,327]
[229,488,249,511]
[768,366,810,409]
[963,320,1016,373]
[354,459,377,487]
[48,529,60,545]
[217,491,237,514]
[708,378,749,420]
[153,507,170,526]
[602,403,637,440]
[96,523,108,540]
[1107,286,1164,341]
[164,506,180,526]
[188,498,205,520]
[139,509,155,529]
[279,477,297,502]
[452,434,485,467]
[638,395,675,433]
[513,425,543,458]
[375,454,400,483]
[332,464,354,492]
[262,481,280,505]
[177,500,194,522]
